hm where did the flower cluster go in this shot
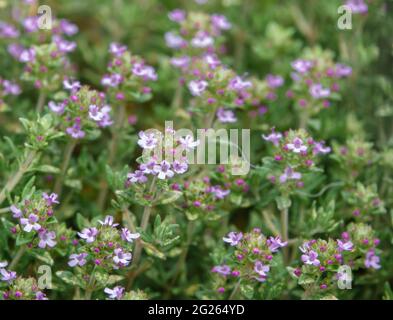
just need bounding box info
[211,229,287,295]
[0,270,47,300]
[68,215,139,271]
[0,77,21,111]
[263,128,331,192]
[293,223,381,296]
[104,286,148,300]
[48,85,113,139]
[10,192,60,249]
[126,128,200,186]
[101,43,157,102]
[287,48,352,115]
[342,183,386,220]
[173,176,231,221]
[166,10,231,55]
[345,0,369,14]
[332,138,376,180]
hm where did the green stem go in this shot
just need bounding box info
[281,207,289,264]
[0,150,38,206]
[54,140,76,197]
[97,104,126,211]
[229,279,241,300]
[84,267,97,300]
[36,91,46,113]
[126,177,157,289]
[9,246,26,270]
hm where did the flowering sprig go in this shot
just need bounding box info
[104,286,148,300]
[68,215,139,271]
[47,85,113,140]
[342,183,386,220]
[262,128,331,193]
[101,42,157,103]
[211,228,287,298]
[166,11,231,55]
[292,224,381,298]
[0,269,47,300]
[9,191,60,249]
[287,47,352,116]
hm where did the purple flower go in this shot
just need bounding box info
[212,265,231,276]
[254,261,270,281]
[228,76,252,91]
[280,167,302,184]
[2,80,21,96]
[0,261,8,269]
[345,0,368,14]
[121,228,140,243]
[101,73,123,87]
[210,186,230,199]
[20,214,41,232]
[267,236,288,253]
[153,160,174,180]
[7,43,24,59]
[301,250,320,266]
[364,250,381,269]
[309,83,330,99]
[337,239,354,252]
[59,19,78,36]
[98,215,119,227]
[286,137,307,153]
[0,22,19,38]
[19,48,36,63]
[63,79,81,92]
[38,230,57,249]
[35,291,48,300]
[191,31,214,48]
[132,63,157,81]
[113,248,132,267]
[334,63,352,77]
[97,106,113,127]
[165,32,185,49]
[172,160,188,174]
[105,286,125,300]
[42,192,60,206]
[23,16,39,32]
[170,56,190,69]
[66,123,85,139]
[10,205,22,218]
[291,59,313,74]
[266,74,284,88]
[217,108,237,123]
[223,231,243,246]
[168,9,186,23]
[188,80,208,96]
[127,170,148,184]
[109,42,127,57]
[313,141,331,155]
[54,36,77,53]
[262,128,282,146]
[0,269,17,282]
[48,101,66,114]
[138,131,158,149]
[204,54,221,69]
[211,14,232,30]
[179,135,200,151]
[88,105,106,121]
[68,253,88,267]
[78,227,98,243]
[139,159,157,174]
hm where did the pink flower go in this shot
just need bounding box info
[191,31,214,48]
[179,135,200,151]
[42,192,60,206]
[165,32,185,49]
[172,160,188,174]
[280,167,302,184]
[48,101,66,114]
[262,128,282,146]
[10,205,22,218]
[38,230,57,248]
[301,250,320,266]
[78,227,98,243]
[104,286,125,300]
[113,248,132,267]
[109,42,127,57]
[211,14,232,30]
[228,76,252,91]
[364,250,381,269]
[66,123,85,139]
[121,228,140,243]
[168,9,186,23]
[217,108,237,123]
[98,215,119,227]
[286,137,307,153]
[337,239,354,252]
[68,253,88,267]
[223,231,243,246]
[20,214,41,232]
[266,74,284,88]
[309,83,330,99]
[254,261,270,281]
[291,59,313,74]
[267,236,288,253]
[188,80,208,96]
[153,160,174,180]
[137,131,158,149]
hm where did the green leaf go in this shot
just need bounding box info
[275,196,291,210]
[16,232,35,246]
[56,271,81,286]
[30,250,54,265]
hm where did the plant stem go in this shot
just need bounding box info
[0,150,38,206]
[281,207,289,264]
[84,266,97,300]
[36,91,46,113]
[126,177,156,289]
[9,246,27,270]
[229,279,241,300]
[97,104,126,211]
[54,140,76,197]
